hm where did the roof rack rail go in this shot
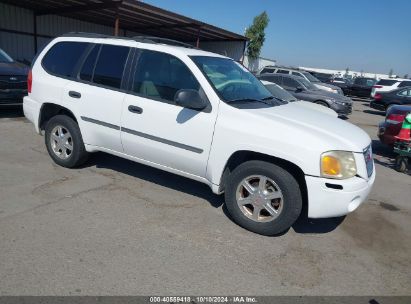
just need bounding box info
[61,32,134,41]
[61,32,197,49]
[132,36,196,48]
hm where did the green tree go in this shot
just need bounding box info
[245,11,270,59]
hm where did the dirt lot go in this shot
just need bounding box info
[0,100,410,296]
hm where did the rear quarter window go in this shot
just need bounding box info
[42,41,89,77]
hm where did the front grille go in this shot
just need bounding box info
[363,145,374,178]
[0,75,27,90]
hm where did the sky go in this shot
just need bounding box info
[145,0,411,76]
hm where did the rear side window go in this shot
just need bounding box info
[377,79,397,86]
[276,69,290,74]
[42,42,89,77]
[292,71,302,76]
[79,45,100,82]
[283,77,299,89]
[399,81,411,88]
[260,75,282,85]
[93,44,130,89]
[261,68,274,74]
[132,49,199,103]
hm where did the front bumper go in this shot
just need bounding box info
[331,102,352,115]
[306,168,376,218]
[0,89,27,106]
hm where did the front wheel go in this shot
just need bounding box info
[45,115,88,168]
[224,160,302,235]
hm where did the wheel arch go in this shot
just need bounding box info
[218,150,307,205]
[38,103,78,131]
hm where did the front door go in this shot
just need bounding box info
[121,49,217,178]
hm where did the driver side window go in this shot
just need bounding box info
[282,78,299,90]
[132,49,200,103]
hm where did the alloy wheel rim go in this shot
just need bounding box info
[235,175,284,223]
[50,125,73,160]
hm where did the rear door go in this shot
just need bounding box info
[120,49,217,178]
[62,43,131,152]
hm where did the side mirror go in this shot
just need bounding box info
[174,89,207,111]
[295,86,304,93]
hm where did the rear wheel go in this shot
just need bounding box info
[224,160,302,235]
[395,156,408,173]
[45,115,88,168]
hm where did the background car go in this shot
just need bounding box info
[378,104,411,146]
[371,78,411,97]
[258,66,343,94]
[258,73,352,116]
[328,77,351,95]
[345,77,376,98]
[370,87,411,111]
[306,71,333,83]
[261,80,338,117]
[0,48,29,107]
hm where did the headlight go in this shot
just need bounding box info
[321,151,357,179]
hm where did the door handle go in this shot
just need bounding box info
[128,105,143,114]
[68,91,81,99]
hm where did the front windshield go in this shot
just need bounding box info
[302,72,320,83]
[264,84,296,102]
[0,49,13,63]
[191,56,272,102]
[299,77,317,90]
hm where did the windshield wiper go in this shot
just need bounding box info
[228,98,271,105]
[263,96,289,104]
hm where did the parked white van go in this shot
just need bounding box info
[24,33,375,235]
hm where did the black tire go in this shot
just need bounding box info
[315,100,329,107]
[395,156,408,173]
[224,160,302,236]
[44,115,88,168]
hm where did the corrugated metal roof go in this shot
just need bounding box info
[0,0,247,42]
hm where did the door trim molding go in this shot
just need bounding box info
[81,116,203,154]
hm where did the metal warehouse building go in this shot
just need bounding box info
[0,0,247,64]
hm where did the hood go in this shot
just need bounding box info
[295,100,338,117]
[317,82,340,90]
[0,61,29,76]
[307,88,351,102]
[243,102,370,152]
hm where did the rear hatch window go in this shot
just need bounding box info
[376,79,397,86]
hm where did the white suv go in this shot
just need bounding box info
[371,78,411,97]
[24,33,375,235]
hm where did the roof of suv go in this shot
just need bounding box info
[55,33,228,59]
[260,73,305,81]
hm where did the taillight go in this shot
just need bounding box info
[386,113,405,124]
[27,69,32,93]
[373,85,383,89]
[374,93,382,100]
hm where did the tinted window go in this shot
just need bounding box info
[276,69,290,74]
[292,72,301,76]
[399,81,411,88]
[398,89,411,97]
[42,42,89,77]
[133,50,200,102]
[79,45,99,81]
[93,45,129,89]
[377,79,397,86]
[282,77,300,89]
[260,75,282,85]
[261,68,274,74]
[0,48,13,63]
